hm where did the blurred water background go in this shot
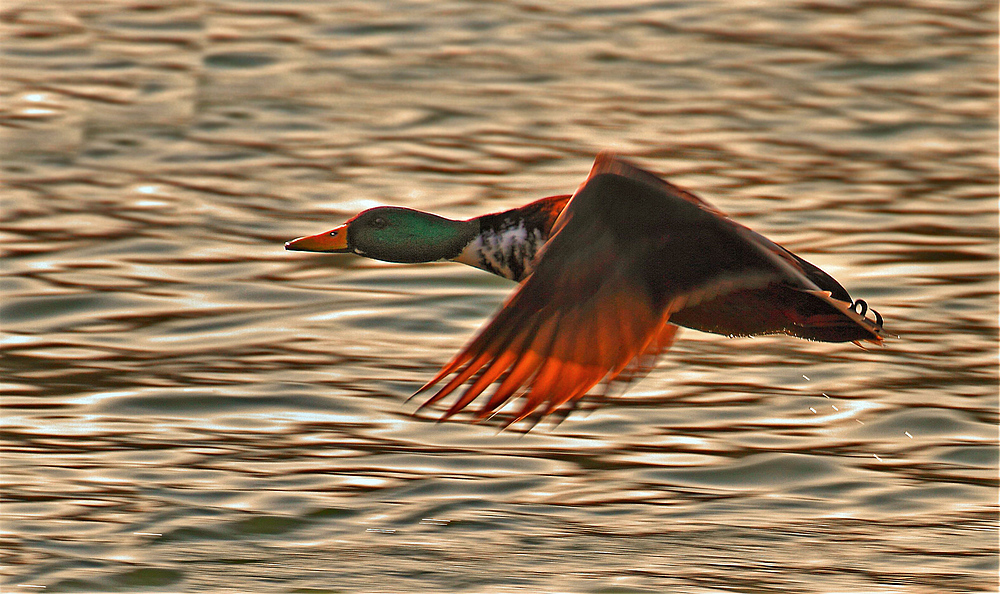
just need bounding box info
[1,1,997,592]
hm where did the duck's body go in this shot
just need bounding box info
[287,153,884,425]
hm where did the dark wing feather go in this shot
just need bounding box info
[595,156,884,343]
[417,153,826,422]
[666,206,884,343]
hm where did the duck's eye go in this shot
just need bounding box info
[329,230,338,237]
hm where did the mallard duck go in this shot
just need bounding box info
[287,153,884,425]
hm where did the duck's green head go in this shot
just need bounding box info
[285,206,476,264]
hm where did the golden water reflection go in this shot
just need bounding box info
[2,1,997,592]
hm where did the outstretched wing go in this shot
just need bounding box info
[416,153,821,424]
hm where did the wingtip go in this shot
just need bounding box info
[407,381,435,407]
[410,354,469,408]
[804,289,887,344]
[588,150,631,180]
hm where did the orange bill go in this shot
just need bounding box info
[285,224,349,252]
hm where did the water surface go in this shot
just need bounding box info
[1,1,997,592]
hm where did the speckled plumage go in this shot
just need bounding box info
[454,194,569,281]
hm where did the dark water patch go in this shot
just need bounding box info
[92,392,342,415]
[113,567,184,588]
[324,22,426,37]
[934,444,999,467]
[205,52,278,69]
[306,507,357,520]
[822,57,955,78]
[644,452,836,489]
[230,514,309,536]
[1,293,111,325]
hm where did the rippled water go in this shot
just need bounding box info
[2,1,997,592]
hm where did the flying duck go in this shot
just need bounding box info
[287,153,884,425]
